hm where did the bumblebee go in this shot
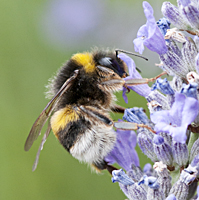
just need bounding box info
[24,49,148,173]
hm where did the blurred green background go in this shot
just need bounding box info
[0,0,175,199]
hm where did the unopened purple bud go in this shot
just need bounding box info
[153,135,173,166]
[169,180,189,200]
[159,132,172,146]
[129,107,150,124]
[147,188,165,199]
[161,2,189,30]
[170,76,183,93]
[137,128,157,162]
[159,44,189,78]
[128,183,147,200]
[166,194,176,200]
[172,141,189,166]
[178,0,199,29]
[180,83,198,99]
[152,78,175,95]
[123,109,141,124]
[157,17,171,36]
[154,161,172,197]
[167,39,182,59]
[127,165,144,182]
[181,37,199,72]
[146,90,170,110]
[112,169,134,185]
[153,135,164,145]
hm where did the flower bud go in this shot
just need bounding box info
[181,37,198,72]
[177,0,199,29]
[172,140,189,167]
[153,135,173,166]
[137,128,157,162]
[169,180,189,200]
[161,2,190,30]
[146,90,170,110]
[128,183,147,200]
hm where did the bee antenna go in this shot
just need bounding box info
[115,49,148,61]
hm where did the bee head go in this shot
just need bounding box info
[94,51,128,78]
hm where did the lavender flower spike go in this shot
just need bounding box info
[133,1,167,55]
[151,92,199,143]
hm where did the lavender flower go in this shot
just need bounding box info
[133,1,167,55]
[107,1,199,199]
[152,78,175,95]
[151,93,199,143]
[104,126,139,171]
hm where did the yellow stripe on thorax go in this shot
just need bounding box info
[72,52,95,73]
[51,106,79,137]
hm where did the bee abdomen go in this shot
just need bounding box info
[69,125,116,165]
[51,105,116,165]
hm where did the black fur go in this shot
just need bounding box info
[51,51,127,110]
[56,117,91,151]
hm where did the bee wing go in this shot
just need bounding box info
[24,70,79,151]
[32,120,51,171]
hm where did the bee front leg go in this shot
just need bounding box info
[114,121,156,133]
[125,71,167,86]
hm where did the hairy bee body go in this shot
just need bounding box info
[25,50,128,172]
[48,50,127,170]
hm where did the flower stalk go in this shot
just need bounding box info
[104,0,199,199]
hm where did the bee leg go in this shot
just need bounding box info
[125,71,167,86]
[105,164,118,175]
[111,105,125,113]
[79,105,113,126]
[93,161,118,175]
[106,164,118,175]
[114,121,156,133]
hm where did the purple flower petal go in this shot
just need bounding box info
[105,128,139,171]
[151,93,199,143]
[133,1,167,55]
